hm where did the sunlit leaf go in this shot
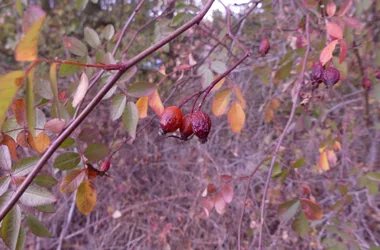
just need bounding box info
[84,143,110,162]
[291,211,309,237]
[76,180,97,215]
[26,215,52,238]
[127,82,156,98]
[212,89,231,117]
[12,156,39,177]
[0,204,21,250]
[278,199,300,222]
[123,102,139,140]
[136,96,148,119]
[72,73,89,108]
[63,37,88,57]
[111,94,126,121]
[15,6,46,61]
[60,169,86,193]
[84,27,100,49]
[227,102,245,134]
[19,186,56,207]
[320,40,339,65]
[300,198,323,220]
[318,151,330,171]
[0,71,25,129]
[148,90,164,117]
[53,152,80,170]
[326,22,343,39]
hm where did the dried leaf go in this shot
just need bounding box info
[136,97,148,119]
[227,102,245,134]
[72,73,89,108]
[233,86,246,109]
[319,151,330,171]
[60,169,86,193]
[11,99,27,126]
[212,89,231,117]
[320,40,339,66]
[300,198,323,220]
[0,135,18,160]
[326,150,337,167]
[148,90,164,117]
[76,180,97,215]
[28,132,50,153]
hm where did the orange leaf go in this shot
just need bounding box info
[0,134,18,160]
[300,198,323,220]
[11,99,27,126]
[326,22,343,39]
[15,6,46,61]
[28,131,50,153]
[339,39,347,63]
[270,98,281,110]
[318,151,330,171]
[234,86,246,109]
[337,0,352,17]
[326,150,337,167]
[227,102,245,134]
[326,2,336,17]
[136,97,148,119]
[212,89,231,117]
[319,40,339,66]
[148,90,164,117]
[264,108,274,123]
[210,76,226,92]
[16,131,29,148]
[76,180,97,215]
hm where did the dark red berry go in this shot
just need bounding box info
[191,111,211,143]
[100,159,111,172]
[258,38,270,57]
[180,114,193,140]
[160,106,183,134]
[362,77,372,90]
[311,62,324,83]
[322,67,340,87]
[375,72,380,80]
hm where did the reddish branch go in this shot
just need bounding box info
[0,0,215,221]
[257,14,310,249]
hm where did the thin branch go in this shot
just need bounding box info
[257,14,310,249]
[0,0,215,221]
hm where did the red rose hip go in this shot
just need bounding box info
[160,106,183,134]
[258,38,270,57]
[180,114,193,140]
[191,111,211,143]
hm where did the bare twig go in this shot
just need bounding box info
[257,14,310,249]
[0,0,215,221]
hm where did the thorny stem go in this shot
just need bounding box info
[258,14,310,249]
[0,0,215,221]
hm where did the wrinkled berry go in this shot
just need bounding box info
[160,106,183,134]
[180,114,193,140]
[191,111,211,143]
[311,62,324,83]
[375,72,380,80]
[258,38,270,57]
[362,77,372,90]
[322,67,340,87]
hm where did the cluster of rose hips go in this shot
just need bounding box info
[310,62,340,88]
[159,106,212,143]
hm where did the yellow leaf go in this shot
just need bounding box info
[318,151,330,171]
[270,98,281,110]
[28,132,50,153]
[0,71,25,128]
[264,108,274,123]
[227,102,245,134]
[211,76,226,92]
[234,86,246,109]
[136,96,148,119]
[76,180,97,215]
[148,90,164,117]
[212,89,231,117]
[319,40,339,66]
[15,15,46,61]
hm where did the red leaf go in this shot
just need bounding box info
[214,192,226,215]
[11,99,27,126]
[221,184,234,203]
[200,197,214,217]
[342,16,362,30]
[326,22,343,39]
[339,39,347,63]
[326,2,336,17]
[300,198,323,220]
[320,40,339,66]
[337,0,352,17]
[220,174,233,182]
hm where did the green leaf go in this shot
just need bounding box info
[84,143,110,162]
[16,0,23,15]
[76,0,89,10]
[0,176,11,196]
[0,205,21,250]
[59,137,76,148]
[271,162,282,178]
[367,172,380,181]
[36,204,56,213]
[127,82,156,98]
[51,102,71,121]
[123,102,139,140]
[0,145,12,170]
[60,169,86,193]
[34,175,58,188]
[19,186,56,207]
[202,69,214,88]
[211,61,227,74]
[102,24,115,41]
[63,37,88,57]
[291,211,309,237]
[78,127,99,143]
[2,117,22,140]
[111,94,126,121]
[366,180,378,195]
[84,27,100,49]
[53,152,81,170]
[278,199,300,222]
[35,79,53,100]
[172,12,186,26]
[274,61,293,83]
[370,247,380,250]
[26,215,52,238]
[0,71,25,129]
[291,158,306,168]
[12,156,40,177]
[15,227,25,250]
[59,59,84,77]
